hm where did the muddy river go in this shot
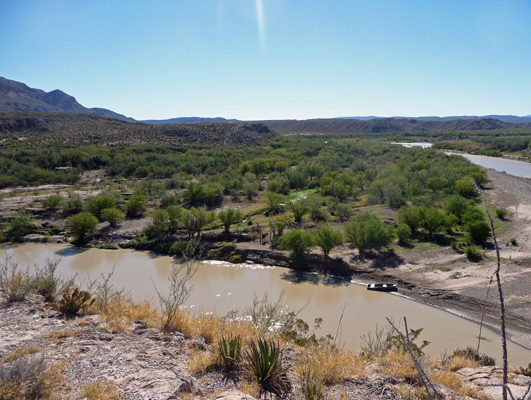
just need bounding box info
[3,243,531,366]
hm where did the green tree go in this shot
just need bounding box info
[124,194,147,217]
[218,207,244,233]
[444,195,471,223]
[397,206,425,231]
[313,223,343,257]
[100,208,124,227]
[180,207,215,239]
[264,191,285,214]
[278,229,314,264]
[288,201,310,223]
[88,194,116,218]
[396,224,411,242]
[166,205,182,233]
[329,202,352,222]
[455,178,477,198]
[420,208,449,235]
[183,182,205,207]
[65,212,98,244]
[344,212,394,256]
[150,209,169,236]
[464,220,491,244]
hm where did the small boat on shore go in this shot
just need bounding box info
[367,283,398,292]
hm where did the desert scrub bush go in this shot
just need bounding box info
[218,334,242,371]
[5,211,34,240]
[495,207,509,219]
[100,208,124,227]
[464,244,483,259]
[33,258,75,302]
[62,192,83,214]
[360,323,394,359]
[155,262,197,334]
[244,337,291,398]
[395,224,411,243]
[41,194,63,209]
[87,266,124,309]
[0,254,35,302]
[123,194,147,217]
[80,379,123,400]
[451,347,495,366]
[0,355,66,400]
[47,287,95,314]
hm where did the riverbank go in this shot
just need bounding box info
[2,294,531,399]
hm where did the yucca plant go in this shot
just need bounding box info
[244,337,291,397]
[218,334,242,371]
[47,287,95,314]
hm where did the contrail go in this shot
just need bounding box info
[255,0,265,46]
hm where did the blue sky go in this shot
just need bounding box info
[1,0,530,120]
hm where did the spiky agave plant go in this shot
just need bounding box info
[244,337,291,397]
[218,334,242,371]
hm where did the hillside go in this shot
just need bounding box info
[0,77,135,122]
[262,117,531,134]
[0,112,275,147]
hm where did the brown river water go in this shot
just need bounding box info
[4,243,531,366]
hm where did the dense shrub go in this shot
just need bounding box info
[65,212,98,243]
[344,212,394,256]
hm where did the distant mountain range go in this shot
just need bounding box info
[1,77,530,129]
[141,117,238,124]
[337,115,531,124]
[261,117,531,134]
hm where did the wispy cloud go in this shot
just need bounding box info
[255,0,265,47]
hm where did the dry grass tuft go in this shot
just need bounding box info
[46,330,78,344]
[80,379,123,400]
[1,345,42,364]
[376,349,416,381]
[187,349,218,375]
[0,359,69,400]
[94,298,158,333]
[443,355,479,372]
[296,343,366,384]
[238,379,261,399]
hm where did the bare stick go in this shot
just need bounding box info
[477,272,495,354]
[472,179,508,400]
[334,302,346,346]
[387,317,441,400]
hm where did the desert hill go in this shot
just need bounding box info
[261,117,531,134]
[0,112,274,147]
[0,77,135,122]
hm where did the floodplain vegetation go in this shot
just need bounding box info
[0,136,501,269]
[0,258,515,400]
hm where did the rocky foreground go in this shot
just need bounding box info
[1,295,531,400]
